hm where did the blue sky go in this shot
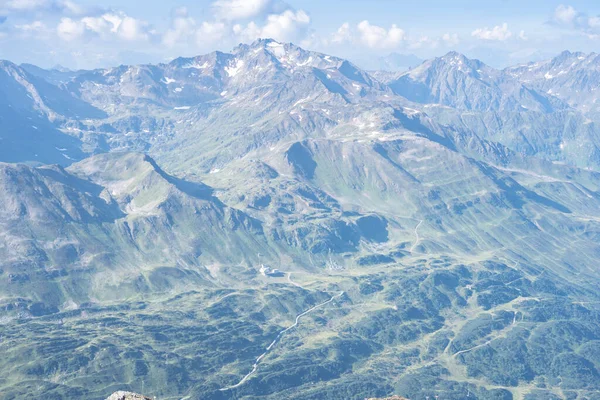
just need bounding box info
[0,0,599,69]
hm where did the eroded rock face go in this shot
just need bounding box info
[105,391,152,400]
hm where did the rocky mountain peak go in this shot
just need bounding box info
[436,51,487,73]
[4,39,600,400]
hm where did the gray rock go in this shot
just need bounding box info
[105,392,152,400]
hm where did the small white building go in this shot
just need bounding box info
[260,264,283,277]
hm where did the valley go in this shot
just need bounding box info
[1,39,600,399]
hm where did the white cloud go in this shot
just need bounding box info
[357,20,405,49]
[518,30,527,41]
[471,23,512,41]
[331,21,406,49]
[331,22,351,44]
[163,5,310,49]
[4,0,314,60]
[442,33,460,46]
[15,19,46,31]
[4,0,48,10]
[298,30,320,49]
[2,0,83,14]
[163,8,196,48]
[260,9,309,41]
[551,4,600,36]
[212,0,273,21]
[554,5,578,25]
[196,20,227,44]
[234,9,310,43]
[80,15,111,34]
[408,35,434,49]
[57,12,152,42]
[116,15,150,41]
[233,21,253,38]
[331,21,456,50]
[57,16,84,40]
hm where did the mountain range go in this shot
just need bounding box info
[2,39,600,400]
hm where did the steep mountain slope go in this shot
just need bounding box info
[4,131,600,399]
[66,38,387,113]
[0,61,108,165]
[373,52,600,170]
[0,149,405,311]
[20,63,83,86]
[5,42,600,172]
[0,152,284,310]
[3,42,600,400]
[383,52,563,113]
[26,39,392,167]
[506,51,600,118]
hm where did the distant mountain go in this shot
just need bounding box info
[0,60,106,165]
[383,51,565,113]
[4,42,600,400]
[6,43,599,169]
[20,63,82,86]
[372,52,600,170]
[505,50,600,118]
[67,39,386,111]
[56,39,395,170]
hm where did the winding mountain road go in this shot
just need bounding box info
[220,291,344,391]
[410,220,424,253]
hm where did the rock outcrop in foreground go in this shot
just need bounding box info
[368,396,409,400]
[105,392,152,400]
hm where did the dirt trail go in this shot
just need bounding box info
[220,291,345,391]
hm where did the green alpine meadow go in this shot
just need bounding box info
[2,6,600,398]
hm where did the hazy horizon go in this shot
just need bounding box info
[1,0,599,69]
